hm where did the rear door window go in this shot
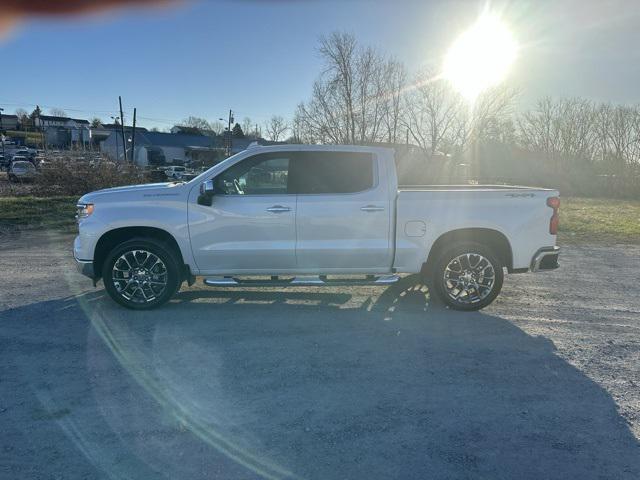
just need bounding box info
[290,152,375,194]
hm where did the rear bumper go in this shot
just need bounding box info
[531,246,560,272]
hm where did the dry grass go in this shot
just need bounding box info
[558,197,640,244]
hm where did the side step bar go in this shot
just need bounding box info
[203,274,400,287]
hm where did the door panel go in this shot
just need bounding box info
[189,195,296,272]
[292,152,392,271]
[188,153,296,273]
[295,193,391,270]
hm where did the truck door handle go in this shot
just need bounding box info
[266,205,291,213]
[360,205,385,212]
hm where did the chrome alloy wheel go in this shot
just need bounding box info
[111,250,168,304]
[442,253,496,305]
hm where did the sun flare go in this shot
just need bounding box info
[443,12,517,101]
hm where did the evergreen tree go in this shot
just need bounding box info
[232,123,245,138]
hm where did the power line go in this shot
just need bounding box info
[0,99,115,116]
[0,98,290,128]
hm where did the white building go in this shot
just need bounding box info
[100,130,221,166]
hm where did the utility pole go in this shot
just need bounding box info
[118,96,127,162]
[225,109,234,156]
[131,108,136,165]
[111,116,120,162]
[0,108,5,163]
[36,106,45,151]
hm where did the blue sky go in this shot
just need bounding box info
[2,0,640,130]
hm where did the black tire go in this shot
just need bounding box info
[429,241,504,311]
[102,237,181,310]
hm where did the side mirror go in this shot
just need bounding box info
[198,179,215,206]
[200,179,215,196]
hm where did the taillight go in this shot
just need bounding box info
[547,196,560,234]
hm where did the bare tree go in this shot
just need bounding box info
[405,70,461,154]
[405,71,516,156]
[296,32,405,145]
[595,103,640,168]
[380,59,406,143]
[209,120,226,135]
[264,115,289,141]
[318,32,358,143]
[290,106,308,143]
[49,107,67,117]
[517,97,559,160]
[517,97,597,168]
[15,108,29,127]
[469,86,518,145]
[180,116,211,132]
[241,117,254,137]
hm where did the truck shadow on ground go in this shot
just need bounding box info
[1,277,639,479]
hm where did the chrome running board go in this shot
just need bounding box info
[203,274,400,288]
[291,275,325,285]
[374,274,401,284]
[203,276,239,286]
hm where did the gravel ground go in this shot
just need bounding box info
[0,231,639,480]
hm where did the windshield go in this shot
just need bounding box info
[12,162,33,171]
[187,150,246,185]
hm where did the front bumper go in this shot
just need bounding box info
[73,235,95,279]
[531,246,560,272]
[75,257,95,279]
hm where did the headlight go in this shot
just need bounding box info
[76,203,94,221]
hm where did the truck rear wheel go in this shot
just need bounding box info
[102,238,181,310]
[430,242,504,311]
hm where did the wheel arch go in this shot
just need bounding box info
[93,226,190,281]
[422,228,514,275]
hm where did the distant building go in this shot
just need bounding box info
[89,125,147,147]
[99,129,283,166]
[32,115,91,147]
[101,130,221,166]
[0,114,19,131]
[34,115,89,129]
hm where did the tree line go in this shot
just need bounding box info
[284,32,640,197]
[177,115,290,142]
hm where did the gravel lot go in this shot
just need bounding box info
[1,231,639,479]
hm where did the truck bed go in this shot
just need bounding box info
[392,185,559,273]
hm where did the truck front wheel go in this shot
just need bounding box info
[102,238,181,310]
[430,242,504,311]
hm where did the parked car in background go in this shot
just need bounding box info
[164,165,187,179]
[74,145,560,310]
[181,173,198,181]
[8,160,37,182]
[0,155,9,170]
[12,149,35,160]
[10,155,28,164]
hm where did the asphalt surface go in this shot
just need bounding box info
[1,230,639,480]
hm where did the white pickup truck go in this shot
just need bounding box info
[74,145,560,310]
